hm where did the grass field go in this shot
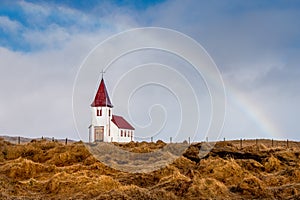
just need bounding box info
[0,137,300,199]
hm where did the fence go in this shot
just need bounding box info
[228,138,300,149]
[2,136,300,149]
[2,136,71,145]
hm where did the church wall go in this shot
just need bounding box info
[91,106,112,141]
[88,125,94,143]
[118,128,133,143]
[110,122,119,142]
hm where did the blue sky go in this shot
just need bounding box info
[0,0,165,51]
[0,0,300,141]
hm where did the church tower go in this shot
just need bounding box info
[89,78,113,142]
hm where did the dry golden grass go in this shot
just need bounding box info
[1,137,300,199]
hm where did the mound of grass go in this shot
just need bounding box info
[1,138,300,199]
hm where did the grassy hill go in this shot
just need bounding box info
[0,137,300,199]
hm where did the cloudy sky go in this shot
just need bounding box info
[0,0,299,142]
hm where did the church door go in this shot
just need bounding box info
[94,126,104,142]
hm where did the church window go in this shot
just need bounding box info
[121,130,123,137]
[124,131,126,137]
[109,109,111,116]
[97,109,102,116]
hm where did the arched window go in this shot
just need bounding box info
[120,130,123,137]
[124,130,126,137]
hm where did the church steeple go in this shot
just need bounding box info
[91,78,113,108]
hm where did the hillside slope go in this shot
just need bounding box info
[0,138,300,199]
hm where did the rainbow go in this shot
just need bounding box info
[226,83,283,140]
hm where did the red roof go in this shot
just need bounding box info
[111,115,135,130]
[91,78,113,107]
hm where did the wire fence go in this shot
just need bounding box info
[1,136,72,145]
[227,138,300,149]
[2,136,300,150]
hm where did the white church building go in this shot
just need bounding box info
[88,78,135,143]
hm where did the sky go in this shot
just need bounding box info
[0,0,300,142]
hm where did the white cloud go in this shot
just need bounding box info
[18,0,50,18]
[141,0,300,140]
[0,31,110,139]
[22,24,71,49]
[0,16,23,33]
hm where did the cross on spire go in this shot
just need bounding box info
[101,69,105,79]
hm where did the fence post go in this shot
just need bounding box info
[65,138,68,145]
[188,137,190,145]
[224,137,225,142]
[52,137,54,142]
[256,139,258,146]
[170,137,172,143]
[18,136,20,144]
[151,137,153,143]
[272,139,274,147]
[287,139,289,148]
[240,138,243,149]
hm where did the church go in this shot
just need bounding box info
[88,78,135,143]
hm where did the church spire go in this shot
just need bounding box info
[91,78,113,107]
